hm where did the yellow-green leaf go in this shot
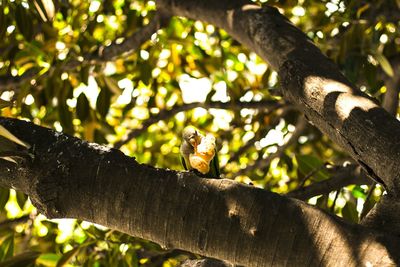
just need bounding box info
[0,125,30,148]
[33,0,56,22]
[56,246,80,267]
[374,53,394,77]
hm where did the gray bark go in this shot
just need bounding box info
[0,117,399,266]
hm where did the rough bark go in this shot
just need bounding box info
[155,0,400,196]
[0,117,399,266]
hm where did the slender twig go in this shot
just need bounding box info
[114,100,285,148]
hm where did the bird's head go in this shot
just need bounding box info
[182,126,201,148]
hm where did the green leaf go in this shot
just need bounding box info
[0,187,10,211]
[84,226,107,240]
[56,240,95,267]
[15,4,34,41]
[56,246,80,267]
[374,53,394,77]
[352,185,366,200]
[58,102,74,133]
[342,202,359,223]
[76,93,90,122]
[125,248,139,267]
[0,251,40,267]
[0,234,14,261]
[33,0,56,22]
[36,253,61,267]
[96,87,111,118]
[296,155,328,181]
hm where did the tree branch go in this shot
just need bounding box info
[0,116,399,266]
[156,0,400,197]
[114,100,284,149]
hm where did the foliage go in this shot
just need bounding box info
[0,0,398,265]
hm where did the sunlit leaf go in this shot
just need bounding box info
[0,125,30,149]
[374,53,394,77]
[0,235,14,261]
[352,185,366,200]
[36,253,61,267]
[56,246,80,267]
[33,0,56,22]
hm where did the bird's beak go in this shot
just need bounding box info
[189,138,197,147]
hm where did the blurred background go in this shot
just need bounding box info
[0,0,399,265]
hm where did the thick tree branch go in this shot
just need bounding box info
[359,58,400,230]
[155,0,400,196]
[0,117,399,266]
[114,100,284,148]
[0,11,170,91]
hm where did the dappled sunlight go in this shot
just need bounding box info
[334,93,378,121]
[0,0,399,265]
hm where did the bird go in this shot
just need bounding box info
[180,126,220,178]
